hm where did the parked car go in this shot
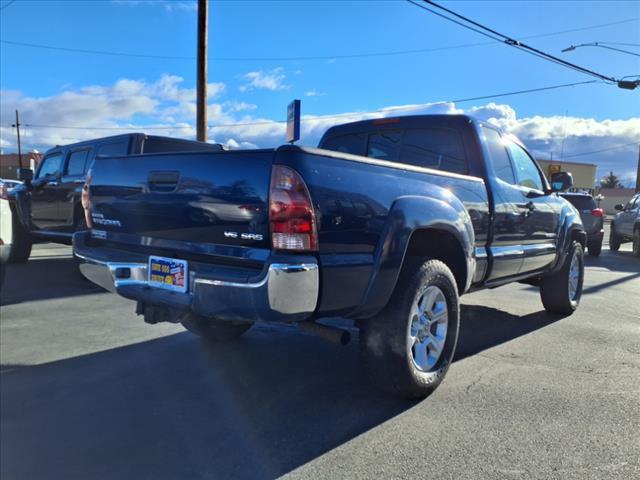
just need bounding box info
[610,192,640,256]
[560,192,604,256]
[0,179,17,287]
[74,114,586,398]
[8,134,223,263]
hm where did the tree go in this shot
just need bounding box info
[600,171,623,189]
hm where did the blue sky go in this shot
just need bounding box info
[1,0,639,184]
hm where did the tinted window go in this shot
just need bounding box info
[562,195,596,210]
[482,127,515,184]
[66,149,90,176]
[97,141,129,157]
[37,153,63,179]
[506,141,543,191]
[320,133,367,156]
[400,128,467,174]
[367,131,402,161]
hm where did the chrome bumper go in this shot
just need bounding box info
[74,237,319,323]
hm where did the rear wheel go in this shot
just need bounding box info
[7,212,32,263]
[609,224,621,251]
[588,241,602,257]
[540,241,584,315]
[360,259,460,399]
[633,227,640,257]
[180,312,253,342]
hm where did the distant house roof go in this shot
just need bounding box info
[0,152,43,168]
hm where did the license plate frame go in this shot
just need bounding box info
[148,256,189,293]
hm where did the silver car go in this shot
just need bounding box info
[610,193,640,257]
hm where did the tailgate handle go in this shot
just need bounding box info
[148,171,180,192]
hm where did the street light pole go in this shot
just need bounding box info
[12,110,23,170]
[561,42,640,57]
[196,0,208,142]
[635,144,640,194]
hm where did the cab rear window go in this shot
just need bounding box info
[321,128,468,175]
[562,195,596,210]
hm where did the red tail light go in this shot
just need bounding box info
[591,208,604,217]
[269,165,318,251]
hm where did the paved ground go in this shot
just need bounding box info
[1,229,639,480]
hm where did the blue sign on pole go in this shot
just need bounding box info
[287,99,301,144]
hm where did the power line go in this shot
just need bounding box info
[0,0,16,12]
[409,0,623,84]
[1,17,638,61]
[0,79,600,132]
[563,142,640,158]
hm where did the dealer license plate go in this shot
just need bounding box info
[148,256,188,293]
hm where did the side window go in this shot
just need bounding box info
[36,153,63,179]
[65,149,90,176]
[506,141,544,191]
[97,141,129,157]
[319,133,367,156]
[367,131,402,161]
[482,127,515,184]
[400,128,467,174]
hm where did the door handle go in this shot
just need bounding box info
[48,181,59,187]
[516,201,536,212]
[73,179,86,184]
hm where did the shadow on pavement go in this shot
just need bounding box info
[1,304,565,480]
[0,257,104,306]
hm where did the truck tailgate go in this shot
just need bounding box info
[87,150,273,253]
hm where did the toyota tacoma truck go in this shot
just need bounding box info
[74,115,586,398]
[8,133,223,263]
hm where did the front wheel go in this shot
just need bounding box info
[609,224,621,251]
[540,241,584,315]
[180,312,253,342]
[360,259,460,399]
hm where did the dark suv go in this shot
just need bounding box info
[8,133,223,263]
[561,193,604,256]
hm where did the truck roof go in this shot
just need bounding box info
[320,114,484,139]
[43,133,223,155]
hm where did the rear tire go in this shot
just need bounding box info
[180,312,253,342]
[609,224,621,252]
[360,259,460,399]
[633,227,640,257]
[588,241,601,257]
[7,212,32,263]
[540,241,584,315]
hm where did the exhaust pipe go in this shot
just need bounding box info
[299,321,351,345]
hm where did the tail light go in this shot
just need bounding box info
[590,208,604,217]
[269,165,318,251]
[0,182,9,200]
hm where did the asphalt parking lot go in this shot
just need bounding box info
[1,228,639,480]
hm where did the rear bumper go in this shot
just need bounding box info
[73,233,319,323]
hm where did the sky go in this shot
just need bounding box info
[1,0,639,185]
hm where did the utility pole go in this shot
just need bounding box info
[196,0,208,142]
[11,109,23,169]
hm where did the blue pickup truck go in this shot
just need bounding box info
[74,115,585,398]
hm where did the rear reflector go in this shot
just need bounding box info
[591,208,604,217]
[269,165,318,252]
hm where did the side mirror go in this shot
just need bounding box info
[550,171,573,192]
[614,204,624,211]
[18,168,33,183]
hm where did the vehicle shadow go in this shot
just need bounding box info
[0,257,103,306]
[1,304,564,480]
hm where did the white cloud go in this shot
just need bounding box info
[1,76,637,186]
[239,68,289,92]
[305,89,326,97]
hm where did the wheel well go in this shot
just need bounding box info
[571,229,586,249]
[404,229,467,293]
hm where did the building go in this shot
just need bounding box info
[0,152,42,180]
[596,188,637,215]
[536,159,597,194]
